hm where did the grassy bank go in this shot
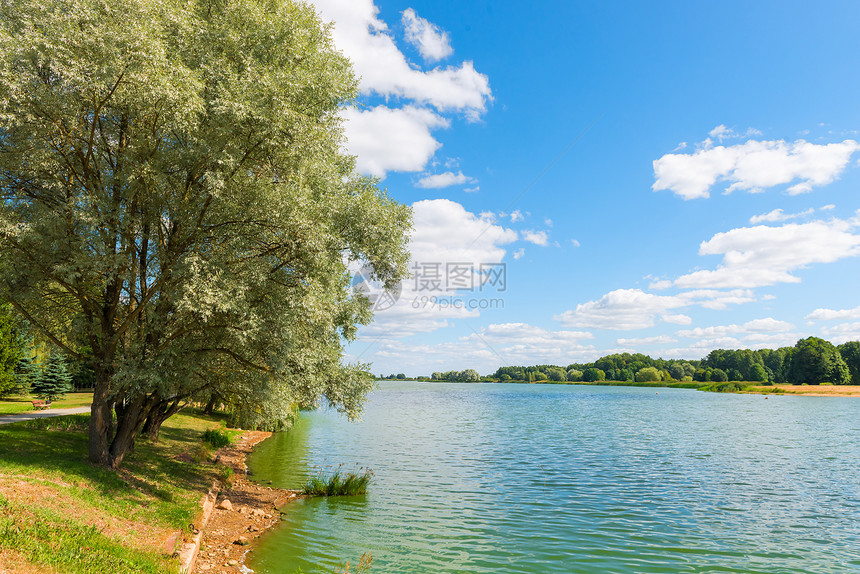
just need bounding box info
[0,409,237,573]
[0,392,94,415]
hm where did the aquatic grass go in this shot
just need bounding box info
[303,465,374,496]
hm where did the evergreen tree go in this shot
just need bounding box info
[31,354,72,403]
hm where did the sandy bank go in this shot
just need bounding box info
[190,431,301,573]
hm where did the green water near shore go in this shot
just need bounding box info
[247,382,860,573]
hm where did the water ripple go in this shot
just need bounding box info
[248,383,860,573]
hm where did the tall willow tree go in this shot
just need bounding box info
[0,0,410,467]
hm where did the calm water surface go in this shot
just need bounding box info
[247,382,860,573]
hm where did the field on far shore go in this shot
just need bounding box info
[747,385,860,397]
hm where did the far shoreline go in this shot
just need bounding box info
[392,379,860,397]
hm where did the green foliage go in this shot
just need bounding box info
[748,363,768,382]
[546,367,567,382]
[837,341,860,384]
[635,367,661,382]
[567,369,583,382]
[0,305,26,396]
[710,368,729,382]
[201,429,231,449]
[431,369,481,382]
[582,368,605,382]
[0,0,411,466]
[700,381,753,393]
[30,353,73,402]
[303,466,374,497]
[788,337,850,385]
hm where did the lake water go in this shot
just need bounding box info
[246,382,860,573]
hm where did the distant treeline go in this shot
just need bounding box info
[429,337,860,386]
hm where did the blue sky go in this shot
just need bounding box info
[309,0,860,376]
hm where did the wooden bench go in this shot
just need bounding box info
[31,399,49,410]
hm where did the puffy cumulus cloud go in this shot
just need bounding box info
[459,323,595,365]
[357,199,516,339]
[409,199,517,265]
[342,106,447,177]
[822,321,860,344]
[673,219,860,289]
[554,288,757,331]
[749,208,814,224]
[554,289,684,331]
[310,0,491,177]
[653,137,860,200]
[616,335,677,346]
[312,0,491,114]
[522,230,550,246]
[401,8,452,62]
[415,170,476,189]
[806,304,860,322]
[676,318,794,340]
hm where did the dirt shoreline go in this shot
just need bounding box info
[190,430,300,573]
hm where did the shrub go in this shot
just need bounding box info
[202,429,231,449]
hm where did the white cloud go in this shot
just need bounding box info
[673,219,860,289]
[463,186,480,193]
[415,170,476,189]
[749,208,814,224]
[512,248,525,260]
[459,323,594,366]
[342,106,448,177]
[555,288,756,331]
[522,230,550,246]
[820,204,836,211]
[401,8,452,62]
[313,0,491,114]
[571,239,581,248]
[677,318,794,340]
[822,322,860,344]
[509,210,524,222]
[360,323,597,375]
[806,304,860,321]
[359,199,517,338]
[616,335,677,346]
[653,137,860,199]
[662,313,692,325]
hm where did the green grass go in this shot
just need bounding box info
[0,494,174,574]
[303,466,374,497]
[0,391,93,415]
[0,408,234,572]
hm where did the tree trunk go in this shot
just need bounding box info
[142,398,184,442]
[88,367,114,466]
[203,392,218,415]
[108,393,159,469]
